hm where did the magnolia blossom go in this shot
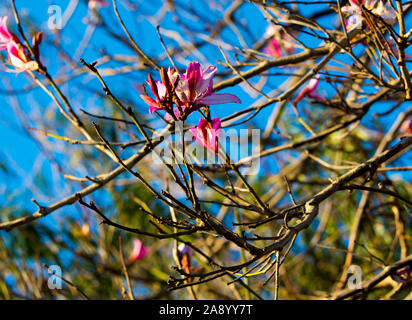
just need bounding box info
[263,24,296,58]
[140,67,180,116]
[0,16,14,49]
[6,39,38,72]
[190,118,222,152]
[341,0,372,29]
[141,62,241,120]
[0,16,41,73]
[342,0,397,30]
[176,62,241,108]
[294,75,325,103]
[265,39,282,58]
[127,239,150,264]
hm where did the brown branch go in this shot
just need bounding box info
[331,255,412,300]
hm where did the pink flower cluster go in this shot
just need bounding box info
[342,0,397,30]
[0,16,41,73]
[141,61,241,152]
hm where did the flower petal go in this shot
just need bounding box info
[197,65,217,94]
[149,105,162,114]
[265,39,282,58]
[308,94,326,102]
[211,118,222,138]
[140,95,158,108]
[197,93,241,105]
[156,81,167,99]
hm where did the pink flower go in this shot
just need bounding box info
[142,79,167,114]
[140,67,180,117]
[127,239,150,264]
[0,16,14,49]
[0,16,42,73]
[409,121,412,134]
[264,39,282,58]
[263,25,296,58]
[141,62,241,120]
[176,62,241,108]
[345,0,376,15]
[88,0,109,10]
[6,40,38,73]
[294,74,325,103]
[342,0,396,30]
[190,118,222,152]
[342,0,373,30]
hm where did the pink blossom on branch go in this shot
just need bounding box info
[342,0,397,30]
[176,61,241,108]
[140,67,180,117]
[0,16,42,73]
[263,24,296,58]
[190,118,222,153]
[140,62,241,120]
[294,74,325,103]
[264,39,282,58]
[5,39,39,73]
[0,16,14,49]
[127,239,150,264]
